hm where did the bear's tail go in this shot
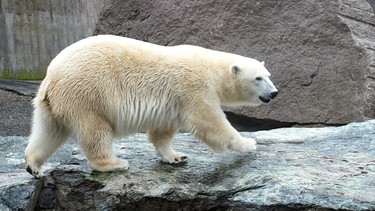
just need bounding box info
[33,79,54,118]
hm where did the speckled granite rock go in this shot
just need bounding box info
[1,120,375,210]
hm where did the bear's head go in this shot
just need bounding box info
[230,58,278,106]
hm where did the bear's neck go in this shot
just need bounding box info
[216,68,241,106]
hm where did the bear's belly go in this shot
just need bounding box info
[111,101,181,137]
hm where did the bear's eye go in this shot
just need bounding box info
[255,77,263,81]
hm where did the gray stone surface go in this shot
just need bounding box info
[0,78,39,96]
[0,89,33,137]
[95,0,375,125]
[1,120,375,210]
[367,0,375,12]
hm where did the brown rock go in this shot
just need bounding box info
[94,0,375,125]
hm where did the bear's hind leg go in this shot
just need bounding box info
[147,130,188,164]
[76,116,129,172]
[25,106,69,178]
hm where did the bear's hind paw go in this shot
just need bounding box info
[26,164,43,179]
[160,152,188,164]
[88,158,129,172]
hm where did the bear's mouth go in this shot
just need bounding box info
[259,96,271,103]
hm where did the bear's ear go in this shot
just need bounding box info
[231,65,241,76]
[260,61,265,66]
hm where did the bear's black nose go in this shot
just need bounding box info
[270,91,278,99]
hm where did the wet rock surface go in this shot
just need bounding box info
[1,121,375,210]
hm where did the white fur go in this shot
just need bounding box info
[25,35,278,178]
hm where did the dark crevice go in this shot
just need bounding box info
[224,111,344,132]
[225,111,294,132]
[337,13,375,27]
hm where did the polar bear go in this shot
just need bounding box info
[25,35,278,178]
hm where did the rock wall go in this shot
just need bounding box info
[0,0,104,79]
[94,0,375,125]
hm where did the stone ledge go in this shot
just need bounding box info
[1,120,375,210]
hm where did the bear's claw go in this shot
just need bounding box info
[160,152,188,164]
[26,165,33,175]
[174,155,188,163]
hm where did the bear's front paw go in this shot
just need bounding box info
[228,137,257,152]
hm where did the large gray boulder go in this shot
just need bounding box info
[95,0,375,126]
[1,120,375,210]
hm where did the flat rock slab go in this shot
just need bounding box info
[1,121,375,210]
[0,78,40,96]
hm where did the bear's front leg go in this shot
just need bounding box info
[147,130,188,164]
[185,103,257,152]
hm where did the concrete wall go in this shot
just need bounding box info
[0,0,104,79]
